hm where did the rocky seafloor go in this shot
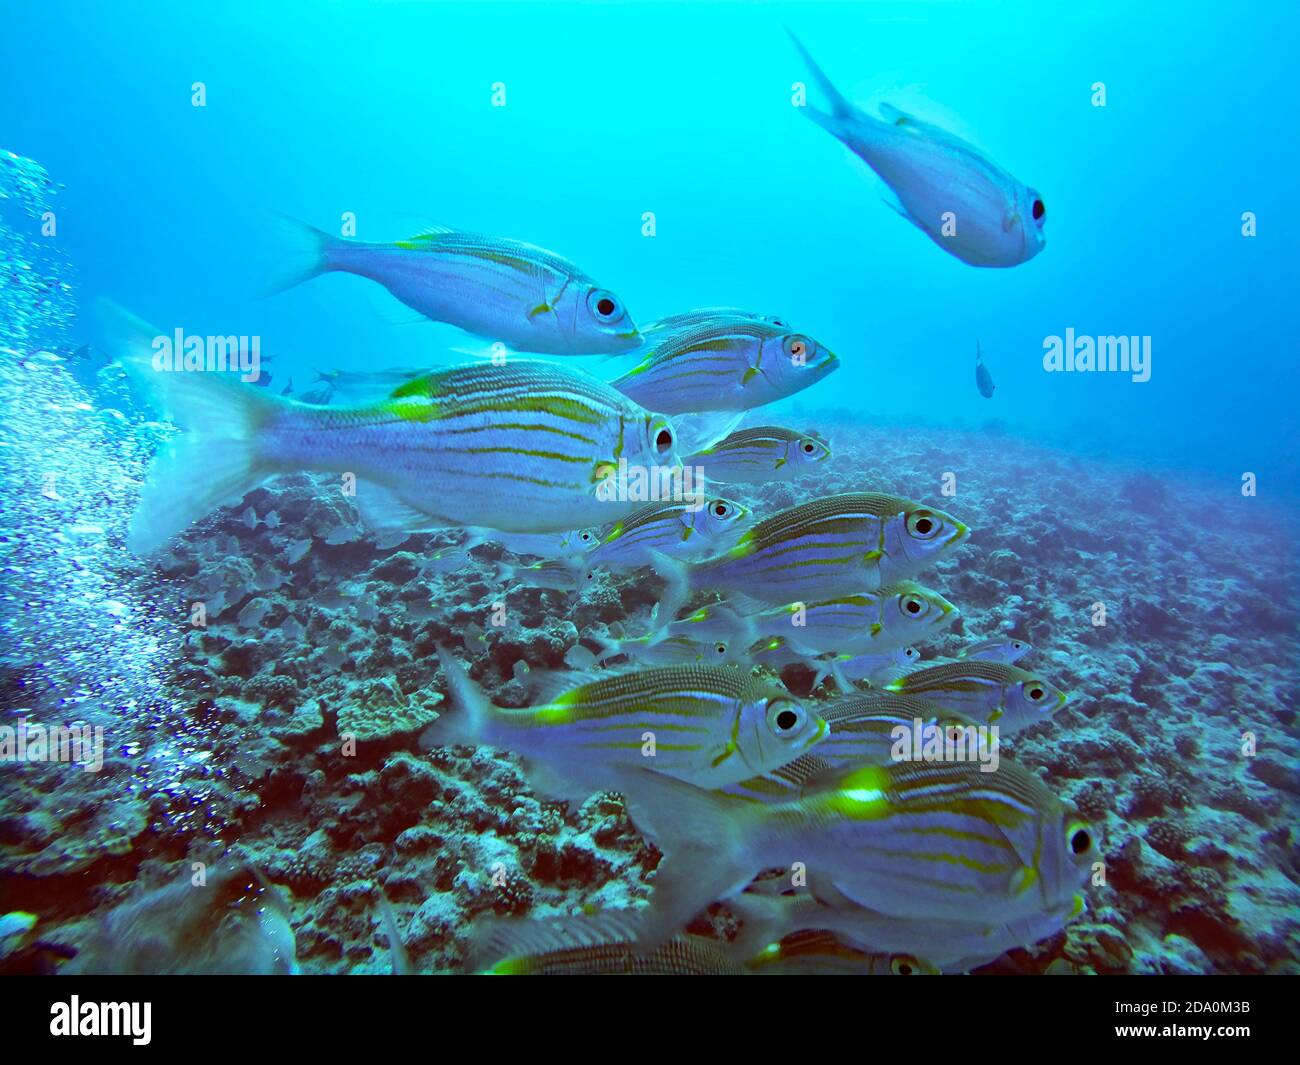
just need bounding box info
[2,384,1298,975]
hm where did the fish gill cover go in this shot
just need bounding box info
[0,1,1297,988]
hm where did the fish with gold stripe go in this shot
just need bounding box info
[420,648,828,802]
[612,308,838,414]
[883,660,1069,734]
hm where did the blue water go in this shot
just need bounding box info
[3,0,1297,492]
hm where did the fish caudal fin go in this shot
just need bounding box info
[786,28,855,133]
[420,646,491,749]
[97,300,281,555]
[611,766,762,952]
[262,213,343,297]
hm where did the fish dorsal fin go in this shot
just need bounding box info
[404,224,454,241]
[878,101,921,129]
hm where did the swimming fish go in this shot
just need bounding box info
[269,217,641,355]
[585,497,753,570]
[658,493,970,607]
[957,635,1032,664]
[493,556,595,593]
[612,755,1096,950]
[788,31,1046,268]
[469,912,744,975]
[99,302,679,553]
[736,582,958,659]
[976,341,995,398]
[421,649,828,801]
[884,660,1068,734]
[592,631,747,669]
[612,309,838,414]
[743,928,937,976]
[688,426,832,483]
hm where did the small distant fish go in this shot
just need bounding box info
[494,557,594,593]
[788,31,1046,268]
[237,599,270,628]
[420,649,827,801]
[285,538,313,564]
[280,378,295,397]
[976,342,995,398]
[688,426,832,483]
[657,493,970,607]
[957,635,1031,664]
[817,645,921,689]
[884,661,1068,734]
[241,506,259,530]
[593,631,745,669]
[612,309,838,414]
[264,510,281,530]
[268,217,640,355]
[585,497,752,570]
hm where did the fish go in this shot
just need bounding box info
[731,889,1085,974]
[976,341,996,398]
[420,648,828,801]
[814,645,921,689]
[743,928,937,975]
[609,755,1097,950]
[957,635,1032,664]
[585,497,753,570]
[612,309,838,414]
[493,556,595,593]
[268,217,640,355]
[733,581,958,659]
[592,630,748,669]
[59,862,298,975]
[470,913,744,975]
[687,426,832,483]
[788,31,1046,268]
[657,493,970,607]
[721,695,984,805]
[883,661,1069,734]
[99,302,680,553]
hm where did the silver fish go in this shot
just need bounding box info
[789,32,1046,268]
[100,302,679,553]
[586,497,752,570]
[613,309,838,414]
[688,425,832,483]
[957,635,1032,664]
[883,661,1068,734]
[269,218,641,354]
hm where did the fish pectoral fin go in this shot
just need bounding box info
[527,302,553,319]
[1002,209,1020,233]
[881,196,926,232]
[352,481,445,531]
[740,366,761,385]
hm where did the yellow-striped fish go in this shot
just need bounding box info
[884,661,1068,734]
[744,929,937,975]
[422,648,828,801]
[688,425,832,483]
[658,493,970,607]
[613,309,838,414]
[99,304,679,553]
[613,755,1096,947]
[268,218,641,355]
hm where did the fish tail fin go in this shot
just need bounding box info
[97,300,282,555]
[262,213,345,297]
[374,888,412,977]
[786,28,855,129]
[647,549,696,622]
[468,909,648,974]
[611,767,761,952]
[420,646,492,749]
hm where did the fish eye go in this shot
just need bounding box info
[711,501,729,517]
[905,648,918,659]
[767,700,805,735]
[588,289,624,322]
[715,643,727,655]
[801,441,816,454]
[907,510,940,539]
[891,956,920,976]
[1067,822,1092,856]
[1032,199,1045,222]
[903,596,924,615]
[786,337,808,359]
